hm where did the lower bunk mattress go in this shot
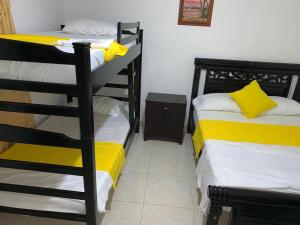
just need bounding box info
[192,109,300,214]
[0,111,130,214]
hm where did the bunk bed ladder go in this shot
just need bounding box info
[74,42,98,225]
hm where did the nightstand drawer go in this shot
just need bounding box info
[146,102,185,116]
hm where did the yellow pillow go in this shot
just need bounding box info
[230,80,278,118]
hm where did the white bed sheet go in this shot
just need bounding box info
[0,107,129,214]
[193,110,300,214]
[0,31,125,84]
[39,104,130,145]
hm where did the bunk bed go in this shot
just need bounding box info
[0,22,143,225]
[188,58,300,225]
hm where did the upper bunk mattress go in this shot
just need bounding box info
[0,31,123,84]
[193,109,300,214]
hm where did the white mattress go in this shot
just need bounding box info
[0,108,129,214]
[0,31,125,84]
[39,104,130,145]
[193,109,300,214]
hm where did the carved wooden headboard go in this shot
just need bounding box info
[187,58,300,133]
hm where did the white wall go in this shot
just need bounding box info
[11,0,63,33]
[62,0,300,121]
[10,0,65,125]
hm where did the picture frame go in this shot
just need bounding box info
[178,0,214,27]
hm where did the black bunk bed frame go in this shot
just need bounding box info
[0,22,143,225]
[188,58,300,225]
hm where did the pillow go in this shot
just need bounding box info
[63,19,117,36]
[67,96,124,117]
[230,80,278,118]
[264,96,300,116]
[192,93,240,112]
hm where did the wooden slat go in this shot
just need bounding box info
[0,206,86,222]
[0,124,81,148]
[0,159,83,175]
[120,22,140,30]
[104,83,128,89]
[120,34,139,45]
[0,79,78,95]
[94,95,129,102]
[0,101,80,117]
[0,38,76,65]
[0,183,85,200]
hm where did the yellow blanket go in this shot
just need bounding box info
[0,142,125,189]
[0,34,128,62]
[192,120,300,157]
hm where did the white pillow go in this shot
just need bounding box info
[63,19,117,36]
[193,93,300,116]
[192,93,240,112]
[264,96,300,116]
[67,96,124,117]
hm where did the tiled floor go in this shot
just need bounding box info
[0,133,204,225]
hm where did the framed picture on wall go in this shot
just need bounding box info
[178,0,214,26]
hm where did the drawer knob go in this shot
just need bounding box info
[163,107,169,110]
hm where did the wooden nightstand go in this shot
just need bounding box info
[144,93,187,144]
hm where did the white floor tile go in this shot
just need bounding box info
[0,213,30,225]
[149,147,191,177]
[190,178,202,208]
[113,172,148,203]
[145,173,193,208]
[141,204,194,225]
[193,206,205,225]
[130,133,154,152]
[152,140,186,153]
[102,201,143,225]
[123,148,151,173]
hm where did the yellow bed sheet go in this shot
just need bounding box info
[192,120,300,157]
[0,34,128,62]
[0,142,125,189]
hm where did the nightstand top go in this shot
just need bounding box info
[146,92,187,104]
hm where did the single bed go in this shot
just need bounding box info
[188,58,300,225]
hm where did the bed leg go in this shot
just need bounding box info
[206,204,222,225]
[135,30,143,133]
[206,186,227,225]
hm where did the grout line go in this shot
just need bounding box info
[139,141,153,225]
[143,202,194,210]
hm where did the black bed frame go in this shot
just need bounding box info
[188,58,300,225]
[0,22,143,225]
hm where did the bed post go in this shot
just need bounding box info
[206,186,225,225]
[187,60,201,134]
[135,29,143,133]
[293,78,300,103]
[117,22,122,44]
[73,42,98,225]
[128,61,135,127]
